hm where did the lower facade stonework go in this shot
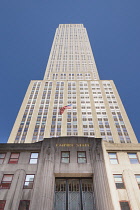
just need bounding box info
[0,137,140,210]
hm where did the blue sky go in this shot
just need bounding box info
[0,0,140,143]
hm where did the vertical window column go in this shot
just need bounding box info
[67,82,77,136]
[15,82,41,143]
[91,81,113,142]
[32,82,52,142]
[80,82,94,137]
[50,82,64,137]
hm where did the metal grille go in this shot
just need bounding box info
[69,179,81,210]
[82,179,94,210]
[54,179,66,210]
[54,178,94,210]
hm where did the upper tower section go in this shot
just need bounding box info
[8,24,138,144]
[43,24,100,81]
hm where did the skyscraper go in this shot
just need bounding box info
[8,24,137,144]
[1,24,140,210]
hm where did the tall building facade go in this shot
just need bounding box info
[8,24,138,144]
[1,24,140,210]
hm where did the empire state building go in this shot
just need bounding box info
[8,24,137,144]
[1,24,140,210]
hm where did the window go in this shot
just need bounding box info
[77,152,86,163]
[29,153,39,164]
[120,201,130,210]
[9,153,20,164]
[113,174,125,189]
[0,154,6,164]
[18,200,30,210]
[108,153,118,164]
[0,174,13,189]
[61,152,70,163]
[135,175,140,188]
[128,153,139,164]
[23,175,35,189]
[0,200,6,210]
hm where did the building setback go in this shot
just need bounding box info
[0,24,140,210]
[8,24,137,144]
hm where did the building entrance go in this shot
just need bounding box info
[54,178,94,210]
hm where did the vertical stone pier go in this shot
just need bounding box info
[30,140,55,210]
[4,170,26,210]
[90,138,114,210]
[123,169,140,210]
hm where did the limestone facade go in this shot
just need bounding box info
[1,137,140,209]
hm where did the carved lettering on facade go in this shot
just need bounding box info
[56,143,90,147]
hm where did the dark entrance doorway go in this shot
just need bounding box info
[54,178,94,210]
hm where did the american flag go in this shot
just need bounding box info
[59,104,72,115]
